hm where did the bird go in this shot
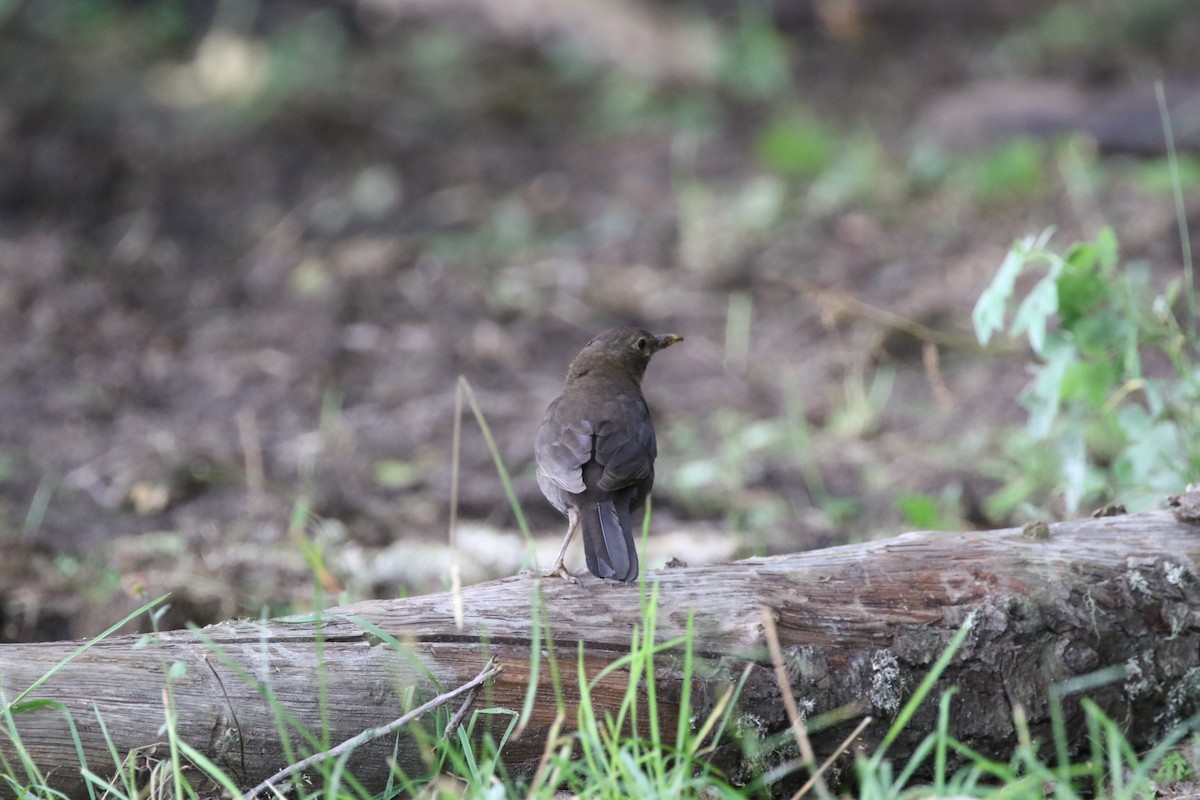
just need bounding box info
[534,327,683,582]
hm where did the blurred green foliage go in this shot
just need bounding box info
[754,110,838,179]
[1033,0,1184,54]
[994,0,1192,73]
[1137,155,1200,194]
[974,227,1200,514]
[717,5,792,101]
[895,491,962,531]
[960,138,1047,202]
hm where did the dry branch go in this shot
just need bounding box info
[2,511,1199,796]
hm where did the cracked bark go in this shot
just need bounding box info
[1,511,1198,796]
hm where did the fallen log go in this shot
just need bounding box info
[1,510,1198,797]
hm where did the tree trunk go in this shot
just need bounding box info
[2,511,1198,797]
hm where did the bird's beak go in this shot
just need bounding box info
[654,333,683,350]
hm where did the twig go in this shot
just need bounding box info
[449,378,464,551]
[442,671,485,740]
[796,279,990,352]
[921,341,955,411]
[236,408,265,517]
[790,716,872,800]
[760,607,831,800]
[449,379,468,630]
[243,658,502,799]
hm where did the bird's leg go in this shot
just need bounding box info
[541,508,580,583]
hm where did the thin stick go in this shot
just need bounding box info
[760,607,831,800]
[790,716,873,800]
[236,408,265,517]
[449,379,465,550]
[442,674,484,741]
[450,381,465,629]
[796,279,987,351]
[922,341,955,411]
[243,658,501,799]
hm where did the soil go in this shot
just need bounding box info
[1,0,1198,642]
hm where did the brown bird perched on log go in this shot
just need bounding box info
[535,328,683,582]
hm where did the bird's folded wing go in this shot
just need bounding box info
[534,411,592,494]
[593,416,656,491]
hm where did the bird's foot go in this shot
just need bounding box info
[538,561,579,584]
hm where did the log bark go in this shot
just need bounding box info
[2,511,1199,797]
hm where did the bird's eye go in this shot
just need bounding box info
[634,337,648,351]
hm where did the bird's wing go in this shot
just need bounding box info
[534,400,592,494]
[593,406,656,492]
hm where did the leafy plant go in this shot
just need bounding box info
[973,226,1200,514]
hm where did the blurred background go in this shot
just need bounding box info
[1,0,1198,641]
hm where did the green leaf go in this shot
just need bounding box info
[1057,426,1088,515]
[1154,751,1193,785]
[1115,403,1152,439]
[1012,275,1060,356]
[7,698,65,715]
[1065,242,1097,271]
[1114,407,1185,496]
[1056,267,1107,328]
[1070,312,1119,357]
[1021,336,1075,438]
[973,244,1026,345]
[1061,360,1116,408]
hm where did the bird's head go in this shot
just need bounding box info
[567,327,683,382]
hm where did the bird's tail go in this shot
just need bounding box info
[580,499,638,582]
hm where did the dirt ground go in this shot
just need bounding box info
[1,0,1198,642]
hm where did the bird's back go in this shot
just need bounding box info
[533,327,681,582]
[535,365,655,581]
